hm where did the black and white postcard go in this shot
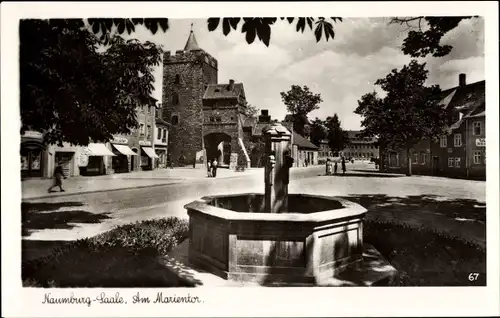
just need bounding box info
[2,1,499,317]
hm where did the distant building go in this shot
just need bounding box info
[154,105,170,168]
[342,131,379,161]
[282,118,319,167]
[382,74,485,180]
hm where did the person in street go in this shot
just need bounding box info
[325,158,331,175]
[193,156,196,169]
[211,158,218,178]
[207,160,213,177]
[334,160,338,175]
[341,157,347,175]
[48,162,66,193]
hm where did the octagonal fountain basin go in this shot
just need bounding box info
[184,193,368,285]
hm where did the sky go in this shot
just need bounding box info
[122,17,485,130]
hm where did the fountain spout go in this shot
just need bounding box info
[262,122,293,213]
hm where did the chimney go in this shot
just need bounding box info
[459,73,466,87]
[258,109,271,123]
[228,79,235,91]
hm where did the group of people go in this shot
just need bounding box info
[325,157,347,176]
[207,158,218,178]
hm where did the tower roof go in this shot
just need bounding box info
[184,26,201,51]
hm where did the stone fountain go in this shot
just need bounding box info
[184,122,396,286]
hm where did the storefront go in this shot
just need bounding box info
[79,143,116,176]
[155,146,168,168]
[110,137,137,173]
[20,131,46,179]
[140,146,159,170]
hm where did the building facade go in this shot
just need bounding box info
[383,74,485,180]
[162,28,252,169]
[342,131,379,161]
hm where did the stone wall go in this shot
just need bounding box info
[162,50,218,166]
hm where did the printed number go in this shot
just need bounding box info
[468,273,480,281]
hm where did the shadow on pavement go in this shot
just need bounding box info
[318,172,402,178]
[342,194,486,223]
[22,202,112,237]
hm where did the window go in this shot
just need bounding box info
[448,157,454,167]
[163,129,167,139]
[157,128,161,140]
[454,133,462,147]
[473,151,482,164]
[172,92,179,105]
[174,74,180,84]
[140,123,145,135]
[171,115,179,125]
[421,152,427,165]
[473,121,482,136]
[148,106,152,114]
[216,116,222,122]
[412,153,419,164]
[440,135,447,148]
[147,125,151,138]
[454,157,461,168]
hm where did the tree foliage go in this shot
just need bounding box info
[20,19,162,146]
[280,85,322,136]
[310,118,328,146]
[390,16,476,57]
[355,60,448,175]
[240,100,259,118]
[325,114,350,154]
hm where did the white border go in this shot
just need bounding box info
[2,2,499,317]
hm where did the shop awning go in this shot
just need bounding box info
[85,143,116,156]
[112,144,138,156]
[142,147,159,158]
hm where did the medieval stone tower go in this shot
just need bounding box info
[162,28,218,166]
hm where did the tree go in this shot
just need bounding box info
[241,101,259,117]
[354,60,448,176]
[20,19,162,146]
[85,17,343,47]
[390,17,476,57]
[280,85,323,136]
[325,114,350,155]
[309,118,328,146]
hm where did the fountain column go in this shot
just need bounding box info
[263,123,293,213]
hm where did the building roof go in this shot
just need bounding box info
[283,114,311,125]
[184,30,201,51]
[203,83,245,100]
[293,131,319,150]
[444,80,485,131]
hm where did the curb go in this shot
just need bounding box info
[22,171,263,201]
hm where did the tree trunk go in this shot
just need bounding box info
[406,147,412,176]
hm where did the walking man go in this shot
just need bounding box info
[341,156,347,175]
[48,162,66,193]
[334,160,338,175]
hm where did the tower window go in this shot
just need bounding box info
[174,74,180,84]
[171,115,179,125]
[172,92,179,105]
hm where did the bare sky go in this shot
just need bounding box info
[123,17,484,130]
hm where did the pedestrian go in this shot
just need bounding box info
[48,162,66,193]
[334,160,338,175]
[341,157,347,175]
[207,160,213,177]
[211,158,218,178]
[325,158,331,175]
[193,156,196,169]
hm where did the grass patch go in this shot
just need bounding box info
[365,220,486,286]
[22,217,191,288]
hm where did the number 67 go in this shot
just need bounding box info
[468,273,479,281]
